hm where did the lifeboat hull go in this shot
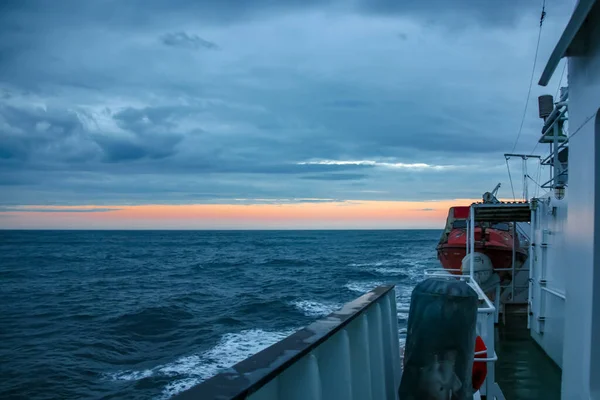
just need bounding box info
[437,244,527,272]
[437,227,528,278]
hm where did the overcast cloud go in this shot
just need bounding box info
[0,0,573,206]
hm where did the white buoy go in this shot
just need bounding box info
[461,252,494,285]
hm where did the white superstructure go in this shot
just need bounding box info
[534,0,600,397]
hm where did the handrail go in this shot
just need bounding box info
[172,285,397,400]
[473,352,499,362]
[541,286,566,300]
[422,269,496,313]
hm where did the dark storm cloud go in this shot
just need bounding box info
[0,0,571,207]
[0,105,90,162]
[161,32,219,50]
[0,0,550,30]
[98,107,186,162]
[357,0,541,27]
[0,104,186,165]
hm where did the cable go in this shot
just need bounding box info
[527,174,549,196]
[568,112,596,140]
[512,0,546,153]
[506,158,516,201]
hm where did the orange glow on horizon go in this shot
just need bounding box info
[1,199,480,229]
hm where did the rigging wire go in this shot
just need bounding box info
[527,174,549,196]
[511,0,546,153]
[568,112,597,140]
[506,157,516,201]
[530,138,541,155]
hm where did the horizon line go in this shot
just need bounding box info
[0,228,443,231]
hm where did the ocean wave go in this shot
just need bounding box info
[291,300,341,317]
[108,369,153,381]
[372,267,409,278]
[344,281,385,294]
[105,328,296,398]
[259,258,308,267]
[349,259,397,268]
[108,306,194,336]
[402,259,428,269]
[395,285,413,321]
[161,377,202,399]
[3,230,443,399]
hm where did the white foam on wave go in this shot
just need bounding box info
[105,328,296,399]
[292,300,341,317]
[349,259,396,268]
[108,369,153,381]
[373,267,407,276]
[344,281,385,294]
[161,377,201,399]
[396,285,413,307]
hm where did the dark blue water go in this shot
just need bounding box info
[0,230,441,399]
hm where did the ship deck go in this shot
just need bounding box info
[495,306,562,399]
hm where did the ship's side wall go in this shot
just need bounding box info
[530,195,567,368]
[561,2,600,398]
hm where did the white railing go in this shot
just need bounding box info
[174,286,401,400]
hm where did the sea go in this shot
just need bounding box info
[0,229,441,399]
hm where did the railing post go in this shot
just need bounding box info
[279,354,322,400]
[368,304,385,400]
[349,314,373,400]
[470,206,475,279]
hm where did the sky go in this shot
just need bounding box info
[0,0,573,229]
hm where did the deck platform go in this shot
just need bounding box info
[495,308,562,399]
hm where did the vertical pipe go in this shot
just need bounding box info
[538,229,549,334]
[466,208,470,262]
[470,206,475,279]
[495,284,500,324]
[486,311,496,397]
[553,123,559,190]
[512,222,516,302]
[528,204,535,329]
[524,157,528,201]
